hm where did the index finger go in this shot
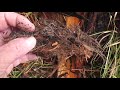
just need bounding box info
[4,12,35,32]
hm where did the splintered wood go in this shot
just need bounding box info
[58,16,92,78]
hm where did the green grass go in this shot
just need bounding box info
[90,12,120,78]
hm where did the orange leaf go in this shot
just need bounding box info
[66,16,80,29]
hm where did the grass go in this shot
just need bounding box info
[90,12,120,78]
[9,57,54,78]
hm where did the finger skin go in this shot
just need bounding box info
[0,28,11,38]
[0,37,36,73]
[13,53,38,67]
[3,53,38,77]
[0,12,36,47]
[0,12,36,78]
[0,12,35,32]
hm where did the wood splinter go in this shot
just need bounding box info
[58,16,93,78]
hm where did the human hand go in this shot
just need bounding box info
[0,12,38,78]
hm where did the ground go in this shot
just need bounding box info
[7,12,120,78]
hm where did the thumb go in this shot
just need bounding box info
[0,37,36,70]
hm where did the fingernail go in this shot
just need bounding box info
[25,37,36,48]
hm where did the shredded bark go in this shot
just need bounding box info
[5,18,106,62]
